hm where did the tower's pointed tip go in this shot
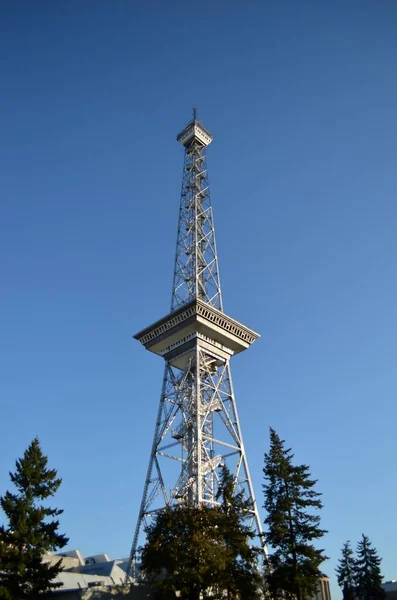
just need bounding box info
[177,109,213,148]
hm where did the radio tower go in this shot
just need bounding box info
[128,112,265,574]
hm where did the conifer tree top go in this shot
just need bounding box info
[263,427,327,600]
[10,437,62,500]
[0,438,68,598]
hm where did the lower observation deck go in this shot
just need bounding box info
[134,299,260,370]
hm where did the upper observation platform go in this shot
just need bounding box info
[176,116,213,148]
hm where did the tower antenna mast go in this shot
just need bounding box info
[127,113,266,575]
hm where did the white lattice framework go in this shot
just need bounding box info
[171,120,221,311]
[127,114,265,576]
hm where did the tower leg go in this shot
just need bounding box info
[127,349,267,578]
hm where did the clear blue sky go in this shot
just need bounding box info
[1,1,396,596]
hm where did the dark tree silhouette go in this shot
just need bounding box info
[354,534,385,600]
[336,541,356,600]
[263,428,327,600]
[0,438,68,598]
[140,466,262,600]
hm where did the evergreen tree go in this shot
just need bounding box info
[140,466,262,600]
[263,428,328,600]
[141,503,229,600]
[216,465,263,599]
[354,534,385,600]
[336,541,356,600]
[0,438,68,598]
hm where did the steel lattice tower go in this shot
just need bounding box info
[128,113,265,574]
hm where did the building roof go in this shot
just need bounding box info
[70,560,127,584]
[43,549,131,592]
[51,572,113,593]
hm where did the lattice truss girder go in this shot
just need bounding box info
[130,347,262,557]
[172,139,222,311]
[128,118,266,576]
